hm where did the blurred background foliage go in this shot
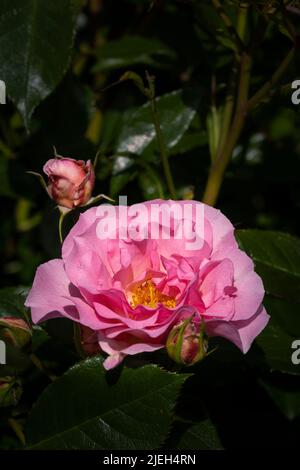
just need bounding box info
[1,0,300,287]
[0,0,299,287]
[1,0,300,450]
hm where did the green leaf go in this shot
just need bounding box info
[236,230,300,375]
[0,287,29,320]
[0,0,76,128]
[26,356,188,449]
[170,131,207,156]
[177,420,223,450]
[260,379,300,421]
[31,325,50,353]
[110,170,138,198]
[216,29,238,53]
[31,76,95,156]
[100,111,124,153]
[263,296,300,340]
[249,318,300,376]
[236,230,300,337]
[116,89,201,157]
[93,36,176,72]
[138,167,164,200]
[0,288,31,376]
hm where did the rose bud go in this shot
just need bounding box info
[166,315,208,366]
[43,157,95,210]
[0,317,32,349]
[0,377,22,408]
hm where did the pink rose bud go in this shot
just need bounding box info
[0,317,32,349]
[0,377,22,408]
[166,315,208,366]
[43,157,95,209]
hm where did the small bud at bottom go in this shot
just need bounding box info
[166,315,209,366]
[0,377,22,408]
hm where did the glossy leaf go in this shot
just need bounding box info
[0,287,29,320]
[0,0,75,128]
[94,35,176,72]
[116,89,201,157]
[110,170,138,198]
[26,356,188,449]
[236,230,300,336]
[260,379,300,421]
[249,318,300,376]
[177,420,223,450]
[170,131,207,156]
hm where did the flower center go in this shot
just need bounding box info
[129,280,176,309]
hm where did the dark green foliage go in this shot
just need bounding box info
[1,0,300,450]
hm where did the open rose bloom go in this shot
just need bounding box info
[25,200,269,369]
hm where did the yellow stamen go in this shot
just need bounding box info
[129,280,176,309]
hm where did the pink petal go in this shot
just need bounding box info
[25,259,79,323]
[43,158,86,184]
[200,259,234,307]
[103,353,125,370]
[204,296,235,319]
[233,269,265,321]
[205,305,270,353]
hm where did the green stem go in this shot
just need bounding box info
[211,0,245,53]
[120,71,176,199]
[151,98,177,199]
[203,3,250,205]
[58,210,65,244]
[137,160,165,199]
[236,55,252,111]
[237,2,249,40]
[203,52,252,206]
[149,96,177,200]
[8,418,25,446]
[203,6,295,206]
[247,47,295,111]
[281,4,298,41]
[30,353,57,382]
[217,64,237,157]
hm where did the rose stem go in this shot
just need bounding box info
[146,72,177,200]
[203,2,295,206]
[29,353,57,382]
[7,418,26,446]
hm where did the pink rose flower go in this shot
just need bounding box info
[43,157,95,209]
[25,200,269,370]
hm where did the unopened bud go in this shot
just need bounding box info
[0,377,22,408]
[0,317,32,348]
[43,156,95,210]
[166,316,208,366]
